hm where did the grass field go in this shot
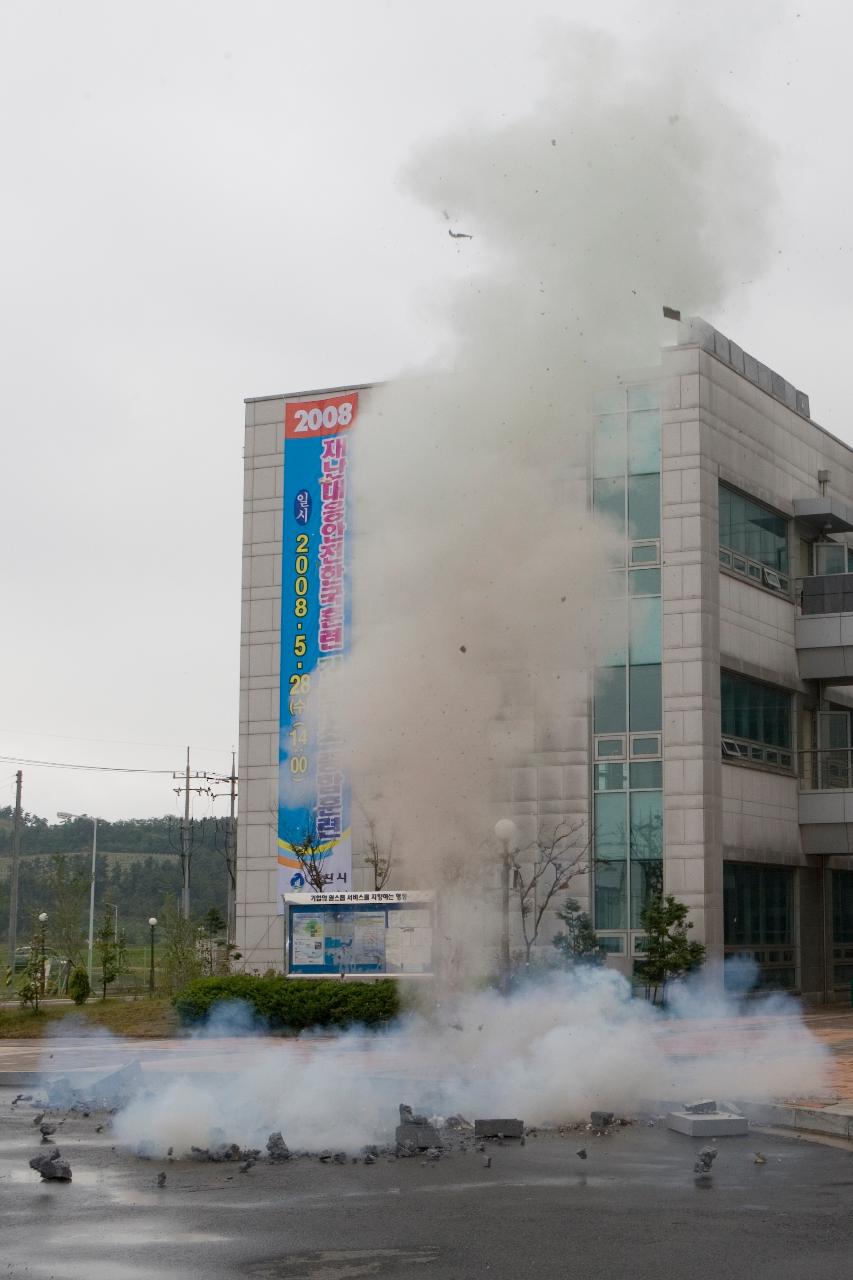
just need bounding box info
[0,997,179,1039]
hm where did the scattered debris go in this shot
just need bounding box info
[156,1172,167,1188]
[474,1119,524,1140]
[29,1147,72,1182]
[266,1132,290,1163]
[448,229,473,240]
[576,1148,588,1161]
[39,1122,57,1141]
[397,1102,441,1152]
[32,1113,44,1127]
[590,1111,614,1130]
[482,1156,492,1169]
[754,1153,767,1165]
[333,1152,347,1165]
[693,1147,718,1181]
[240,1159,255,1173]
[363,1153,376,1165]
[319,1150,333,1163]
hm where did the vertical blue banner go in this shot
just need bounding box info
[277,391,356,905]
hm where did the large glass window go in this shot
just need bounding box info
[721,672,791,751]
[723,863,795,990]
[593,385,662,937]
[833,871,853,988]
[719,483,788,575]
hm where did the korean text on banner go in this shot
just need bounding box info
[277,391,357,906]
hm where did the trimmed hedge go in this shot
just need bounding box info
[172,975,400,1032]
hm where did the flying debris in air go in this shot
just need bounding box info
[662,305,681,321]
[449,229,473,240]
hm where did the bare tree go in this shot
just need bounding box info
[511,820,590,968]
[360,811,394,891]
[287,819,330,893]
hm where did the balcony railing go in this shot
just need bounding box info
[798,574,853,616]
[800,748,853,791]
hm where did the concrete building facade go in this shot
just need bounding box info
[238,322,853,998]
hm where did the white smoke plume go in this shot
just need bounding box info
[338,22,775,919]
[110,22,812,1162]
[111,972,829,1157]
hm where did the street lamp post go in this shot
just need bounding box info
[148,917,157,996]
[494,819,518,996]
[57,811,99,985]
[37,912,48,997]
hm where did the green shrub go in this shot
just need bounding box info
[68,968,91,1005]
[172,976,400,1032]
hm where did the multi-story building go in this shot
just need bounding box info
[238,319,853,999]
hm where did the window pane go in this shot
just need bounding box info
[630,791,663,861]
[627,384,660,411]
[631,859,663,929]
[629,568,661,596]
[720,671,791,750]
[628,411,661,474]
[724,863,793,946]
[628,474,660,539]
[631,735,660,755]
[594,792,627,861]
[594,763,627,791]
[630,596,661,663]
[719,483,789,574]
[629,665,662,732]
[597,596,627,666]
[594,667,626,734]
[593,477,625,534]
[630,761,663,788]
[596,737,625,757]
[594,416,626,478]
[595,860,627,929]
[631,543,659,565]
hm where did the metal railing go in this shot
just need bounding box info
[799,748,853,791]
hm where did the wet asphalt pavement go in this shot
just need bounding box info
[2,1088,853,1280]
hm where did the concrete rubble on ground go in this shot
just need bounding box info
[473,1118,524,1140]
[693,1146,718,1180]
[266,1132,290,1162]
[395,1103,442,1154]
[45,1060,142,1112]
[667,1100,748,1138]
[29,1146,72,1181]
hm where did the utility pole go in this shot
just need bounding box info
[198,755,239,945]
[7,770,22,975]
[226,751,237,945]
[172,747,209,920]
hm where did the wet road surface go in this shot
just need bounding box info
[2,1088,853,1280]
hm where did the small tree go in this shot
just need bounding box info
[94,909,127,1000]
[68,967,91,1005]
[17,917,49,1013]
[360,812,394,891]
[635,894,705,1004]
[160,895,203,993]
[288,820,331,893]
[511,820,590,968]
[552,897,605,968]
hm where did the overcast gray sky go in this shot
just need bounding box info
[0,0,850,821]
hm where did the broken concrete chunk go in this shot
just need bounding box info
[266,1132,290,1163]
[693,1146,718,1176]
[29,1147,72,1181]
[396,1122,441,1150]
[590,1111,614,1129]
[474,1119,523,1140]
[684,1100,718,1115]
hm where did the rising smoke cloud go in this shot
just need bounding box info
[339,23,775,914]
[113,21,804,1160]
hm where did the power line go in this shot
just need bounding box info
[0,753,176,775]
